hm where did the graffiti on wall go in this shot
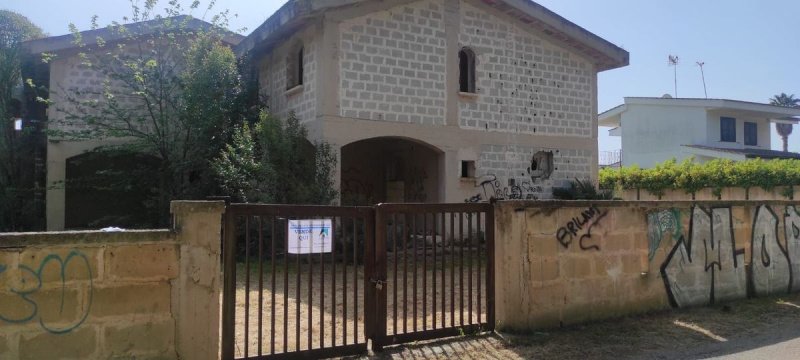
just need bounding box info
[659,205,800,308]
[556,205,608,251]
[0,250,93,334]
[647,209,682,261]
[465,174,544,203]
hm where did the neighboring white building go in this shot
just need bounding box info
[599,96,800,168]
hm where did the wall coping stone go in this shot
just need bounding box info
[497,199,800,209]
[0,229,174,249]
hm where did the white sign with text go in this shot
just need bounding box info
[287,219,333,254]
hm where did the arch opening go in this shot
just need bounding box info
[340,137,442,206]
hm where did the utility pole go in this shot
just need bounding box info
[668,55,679,97]
[696,61,708,98]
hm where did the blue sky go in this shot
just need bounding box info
[5,0,799,152]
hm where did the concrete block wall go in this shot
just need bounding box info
[339,0,447,125]
[616,186,795,201]
[494,200,800,331]
[0,201,224,359]
[258,27,318,124]
[477,144,591,200]
[458,1,594,137]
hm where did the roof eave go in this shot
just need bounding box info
[23,16,244,55]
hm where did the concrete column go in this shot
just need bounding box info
[444,0,460,128]
[171,201,225,360]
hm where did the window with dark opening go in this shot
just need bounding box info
[744,122,757,146]
[720,117,736,142]
[287,44,304,90]
[459,47,476,93]
[461,160,475,178]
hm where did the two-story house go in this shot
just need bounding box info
[238,0,628,205]
[599,96,800,168]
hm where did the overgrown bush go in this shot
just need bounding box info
[600,158,800,198]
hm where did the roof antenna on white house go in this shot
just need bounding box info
[668,55,679,97]
[696,61,708,99]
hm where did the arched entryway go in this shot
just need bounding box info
[340,137,442,205]
[65,151,161,229]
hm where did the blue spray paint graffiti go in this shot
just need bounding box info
[0,250,93,334]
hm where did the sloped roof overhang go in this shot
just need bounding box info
[236,0,629,71]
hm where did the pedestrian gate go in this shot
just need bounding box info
[221,203,494,360]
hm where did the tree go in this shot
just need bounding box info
[770,93,799,152]
[50,2,244,226]
[213,111,337,204]
[0,10,44,231]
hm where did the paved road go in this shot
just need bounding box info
[638,322,800,360]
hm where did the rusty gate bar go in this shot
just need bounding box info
[221,204,374,360]
[372,203,495,349]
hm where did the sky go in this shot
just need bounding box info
[3,0,799,152]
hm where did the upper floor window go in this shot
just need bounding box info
[720,117,736,142]
[744,122,757,146]
[287,43,304,90]
[459,47,476,93]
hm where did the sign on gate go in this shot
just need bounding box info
[288,219,333,254]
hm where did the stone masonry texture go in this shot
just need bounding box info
[458,1,594,137]
[339,0,447,125]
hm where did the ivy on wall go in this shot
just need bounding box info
[599,158,800,199]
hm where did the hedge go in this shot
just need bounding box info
[599,158,800,198]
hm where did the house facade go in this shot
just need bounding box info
[599,97,800,168]
[239,0,628,205]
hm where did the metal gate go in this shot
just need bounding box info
[221,203,494,360]
[371,203,494,349]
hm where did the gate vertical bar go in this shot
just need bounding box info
[486,203,495,330]
[370,206,385,351]
[222,206,236,360]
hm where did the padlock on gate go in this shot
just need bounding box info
[371,278,386,291]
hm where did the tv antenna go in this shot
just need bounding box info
[668,55,679,97]
[696,61,708,98]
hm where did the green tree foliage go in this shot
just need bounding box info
[213,111,337,204]
[600,158,800,199]
[51,2,244,226]
[0,10,44,231]
[770,93,800,108]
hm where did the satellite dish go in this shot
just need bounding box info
[662,94,673,99]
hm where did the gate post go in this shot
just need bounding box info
[486,202,496,330]
[221,204,237,360]
[370,205,388,351]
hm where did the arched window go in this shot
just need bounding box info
[287,43,304,90]
[459,47,476,93]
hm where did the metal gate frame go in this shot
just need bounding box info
[221,202,495,359]
[370,203,495,350]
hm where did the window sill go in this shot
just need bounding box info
[285,84,304,97]
[458,91,479,100]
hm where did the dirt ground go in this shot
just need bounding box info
[356,292,800,359]
[233,248,487,358]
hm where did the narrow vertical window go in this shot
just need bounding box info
[459,47,476,93]
[287,43,304,90]
[720,117,736,142]
[297,46,304,86]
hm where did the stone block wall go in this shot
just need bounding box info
[476,145,591,200]
[615,186,795,201]
[0,201,224,359]
[339,0,447,125]
[494,200,800,331]
[257,27,318,124]
[458,1,594,137]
